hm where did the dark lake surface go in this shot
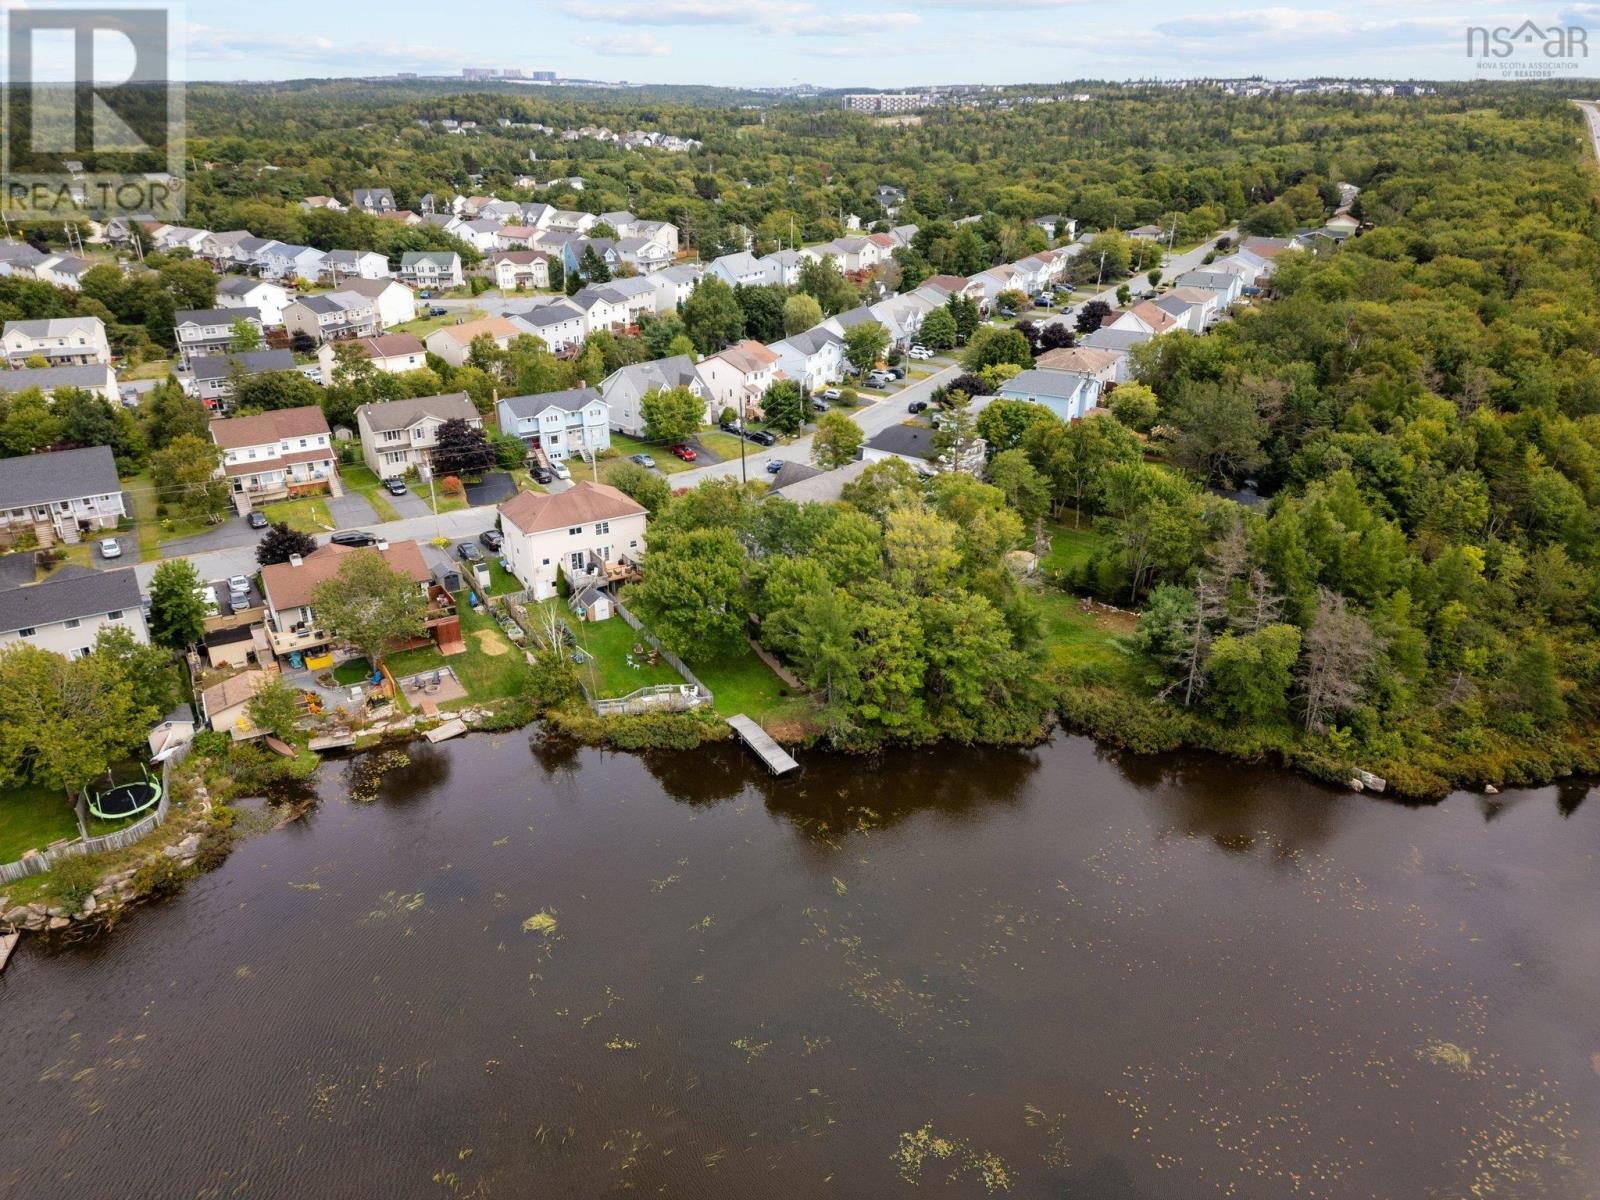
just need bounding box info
[2,733,1596,1199]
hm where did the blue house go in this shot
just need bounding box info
[995,367,1102,423]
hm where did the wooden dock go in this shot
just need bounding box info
[727,715,798,775]
[0,932,18,974]
[308,731,356,752]
[424,718,468,743]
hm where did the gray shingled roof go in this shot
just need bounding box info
[176,307,255,327]
[866,424,938,460]
[604,354,700,394]
[0,364,110,394]
[0,565,141,634]
[357,392,477,433]
[997,368,1093,400]
[1079,328,1152,353]
[0,446,120,509]
[189,349,296,383]
[500,387,603,419]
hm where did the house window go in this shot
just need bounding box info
[595,521,609,535]
[64,618,80,629]
[568,526,582,536]
[17,627,34,637]
[629,540,638,549]
[108,610,123,620]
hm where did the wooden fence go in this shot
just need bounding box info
[0,747,185,886]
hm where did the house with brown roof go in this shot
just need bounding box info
[199,668,272,741]
[423,316,525,367]
[317,333,426,385]
[488,249,552,291]
[256,539,458,659]
[498,480,647,599]
[1107,299,1179,337]
[698,339,779,420]
[209,406,340,509]
[1034,345,1122,386]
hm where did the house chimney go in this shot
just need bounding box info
[288,553,303,567]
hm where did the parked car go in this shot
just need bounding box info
[670,444,696,462]
[765,459,784,475]
[550,461,571,481]
[429,306,448,317]
[719,419,741,434]
[630,452,657,469]
[384,477,408,495]
[226,574,251,596]
[246,510,269,529]
[746,429,777,447]
[908,347,933,360]
[478,529,503,552]
[531,465,555,484]
[812,399,830,413]
[97,537,122,559]
[819,388,842,402]
[887,366,906,380]
[418,290,431,299]
[456,541,484,564]
[867,371,895,387]
[908,399,928,413]
[330,530,377,547]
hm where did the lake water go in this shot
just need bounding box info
[1,733,1595,1199]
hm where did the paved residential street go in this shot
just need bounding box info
[1044,229,1238,331]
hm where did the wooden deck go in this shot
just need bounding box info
[727,714,798,775]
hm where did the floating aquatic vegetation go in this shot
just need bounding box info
[605,1036,640,1051]
[361,891,425,925]
[650,874,681,892]
[731,1037,770,1062]
[894,1123,1013,1193]
[347,749,410,803]
[1418,1041,1473,1072]
[288,880,321,891]
[832,876,848,896]
[522,910,558,935]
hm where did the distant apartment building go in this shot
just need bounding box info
[841,93,934,114]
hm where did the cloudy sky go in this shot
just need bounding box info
[130,2,1600,86]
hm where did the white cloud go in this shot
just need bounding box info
[561,0,813,33]
[185,24,464,70]
[830,11,923,32]
[574,31,674,56]
[1152,7,1474,52]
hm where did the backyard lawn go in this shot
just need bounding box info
[1035,589,1139,684]
[120,357,175,381]
[124,472,215,557]
[687,643,812,723]
[1041,520,1108,575]
[608,433,695,475]
[338,602,527,711]
[695,432,746,461]
[0,784,79,862]
[389,306,486,339]
[565,608,684,698]
[340,464,402,522]
[260,494,334,533]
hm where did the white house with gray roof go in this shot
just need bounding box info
[0,446,125,544]
[398,251,463,290]
[0,565,147,657]
[707,251,766,289]
[509,302,586,352]
[185,349,301,410]
[497,387,610,463]
[282,293,378,345]
[600,355,708,438]
[216,275,291,326]
[0,363,117,405]
[320,249,391,283]
[356,392,481,479]
[995,368,1102,423]
[2,316,110,366]
[175,307,262,366]
[768,327,846,392]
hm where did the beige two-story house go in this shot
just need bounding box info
[210,406,339,509]
[356,392,482,480]
[499,481,647,600]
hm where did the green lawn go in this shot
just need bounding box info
[401,598,529,705]
[608,433,695,474]
[260,494,334,533]
[340,464,401,522]
[1035,589,1140,685]
[565,607,685,698]
[0,783,79,862]
[1041,520,1109,575]
[696,432,746,461]
[389,306,486,339]
[124,471,213,558]
[120,357,174,381]
[479,557,523,598]
[686,643,811,723]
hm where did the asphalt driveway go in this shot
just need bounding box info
[385,488,431,518]
[160,515,260,557]
[326,493,378,529]
[464,472,515,507]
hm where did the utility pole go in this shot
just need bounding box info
[1096,251,1107,287]
[737,405,748,484]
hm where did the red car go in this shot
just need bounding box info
[670,444,697,462]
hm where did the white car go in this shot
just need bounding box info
[908,346,934,360]
[867,371,895,387]
[550,461,571,481]
[97,537,122,559]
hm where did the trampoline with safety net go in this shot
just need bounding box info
[87,767,163,820]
